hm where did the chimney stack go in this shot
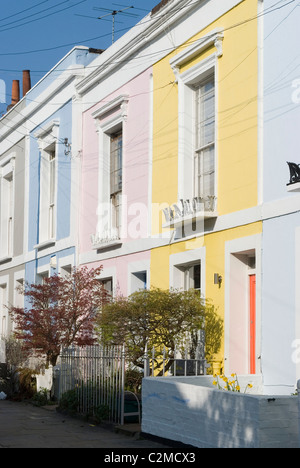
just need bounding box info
[22,70,31,97]
[7,80,20,111]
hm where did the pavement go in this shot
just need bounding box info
[0,399,171,449]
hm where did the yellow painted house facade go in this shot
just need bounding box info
[150,0,263,376]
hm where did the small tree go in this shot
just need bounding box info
[9,266,108,367]
[97,288,222,374]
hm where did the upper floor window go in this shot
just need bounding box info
[0,158,15,260]
[48,148,56,240]
[110,131,123,238]
[91,95,128,250]
[34,120,59,247]
[166,28,223,226]
[39,144,57,244]
[194,77,215,201]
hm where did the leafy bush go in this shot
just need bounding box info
[58,389,78,414]
[125,368,143,394]
[93,404,110,423]
[16,368,37,400]
[32,388,49,406]
[98,288,223,373]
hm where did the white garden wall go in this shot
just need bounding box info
[0,339,5,363]
[142,376,299,448]
[36,367,53,393]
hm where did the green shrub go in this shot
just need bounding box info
[58,389,78,414]
[93,404,110,423]
[17,368,37,399]
[32,388,49,406]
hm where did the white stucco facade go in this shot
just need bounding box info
[260,0,300,394]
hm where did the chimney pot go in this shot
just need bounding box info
[7,80,20,111]
[22,70,31,97]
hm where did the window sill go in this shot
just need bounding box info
[0,256,12,265]
[34,239,56,251]
[91,231,122,251]
[92,239,122,251]
[163,210,218,229]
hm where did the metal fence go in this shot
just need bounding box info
[59,345,127,425]
[59,340,209,425]
[144,334,209,377]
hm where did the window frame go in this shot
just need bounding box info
[0,157,15,262]
[194,76,215,200]
[170,28,223,216]
[92,95,129,250]
[169,248,206,296]
[178,56,217,204]
[34,120,59,249]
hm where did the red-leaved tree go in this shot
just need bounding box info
[9,266,109,367]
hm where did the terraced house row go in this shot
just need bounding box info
[0,0,299,396]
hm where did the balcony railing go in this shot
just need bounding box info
[162,196,217,229]
[287,162,300,192]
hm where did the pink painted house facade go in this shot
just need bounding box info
[79,68,153,296]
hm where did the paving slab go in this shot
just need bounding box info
[0,400,170,449]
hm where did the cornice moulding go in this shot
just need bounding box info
[0,66,84,143]
[76,0,197,96]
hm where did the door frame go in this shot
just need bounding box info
[249,273,256,374]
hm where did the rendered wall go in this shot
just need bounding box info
[142,377,299,448]
[263,0,300,202]
[80,68,152,255]
[151,0,259,236]
[261,1,300,394]
[28,101,73,251]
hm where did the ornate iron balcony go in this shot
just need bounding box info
[287,161,300,185]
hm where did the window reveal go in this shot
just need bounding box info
[184,263,201,291]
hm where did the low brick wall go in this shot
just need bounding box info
[142,376,299,448]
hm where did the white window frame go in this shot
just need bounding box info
[0,278,8,338]
[170,28,223,212]
[36,264,50,284]
[0,157,15,262]
[97,266,117,298]
[128,260,150,295]
[13,271,25,329]
[194,76,215,201]
[34,120,59,249]
[58,253,75,277]
[92,95,129,250]
[169,247,206,296]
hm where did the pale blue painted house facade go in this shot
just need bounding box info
[0,46,99,341]
[261,1,300,394]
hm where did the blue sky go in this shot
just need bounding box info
[0,0,159,116]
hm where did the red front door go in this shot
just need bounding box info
[249,275,256,374]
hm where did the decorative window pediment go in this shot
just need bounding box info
[170,28,224,81]
[34,119,60,151]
